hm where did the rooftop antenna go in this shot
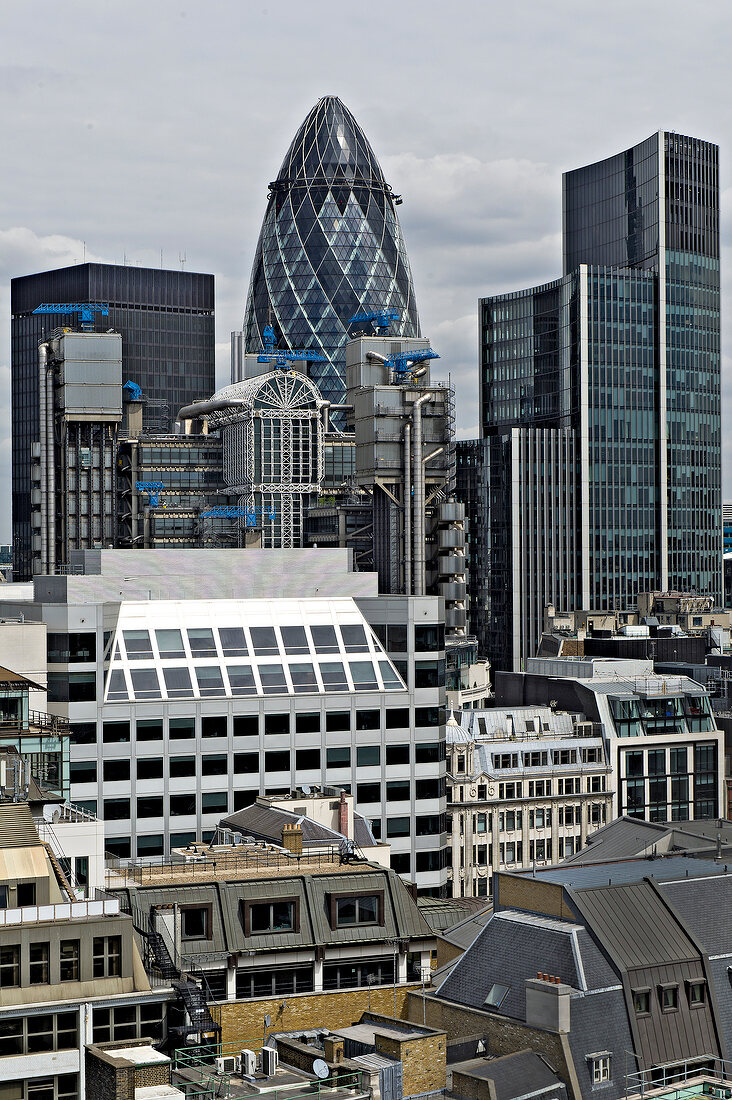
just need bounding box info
[179,251,187,269]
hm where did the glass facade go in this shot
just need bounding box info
[243,96,420,419]
[476,131,721,670]
[11,264,215,578]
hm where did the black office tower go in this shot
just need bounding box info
[11,264,215,578]
[473,131,721,671]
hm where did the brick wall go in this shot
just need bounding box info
[495,874,574,920]
[85,1038,171,1100]
[374,1031,447,1096]
[405,992,573,1092]
[218,983,421,1047]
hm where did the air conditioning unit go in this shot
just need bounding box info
[261,1046,278,1076]
[216,1055,238,1075]
[240,1049,257,1076]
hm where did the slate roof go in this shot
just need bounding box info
[452,1050,567,1100]
[565,987,635,1100]
[417,897,488,934]
[530,855,731,888]
[657,872,732,954]
[221,802,376,850]
[435,909,619,1018]
[439,905,493,951]
[563,815,732,865]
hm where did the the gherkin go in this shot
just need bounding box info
[244,95,421,413]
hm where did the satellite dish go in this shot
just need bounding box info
[313,1060,329,1080]
[264,1014,271,1027]
[301,784,311,795]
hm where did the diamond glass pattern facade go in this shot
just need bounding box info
[243,96,420,413]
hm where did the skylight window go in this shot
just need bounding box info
[379,660,404,690]
[195,666,225,697]
[290,663,318,693]
[227,665,257,695]
[163,667,194,699]
[341,624,369,652]
[156,629,185,659]
[484,983,510,1008]
[311,625,339,653]
[258,663,288,694]
[218,627,247,656]
[350,661,378,690]
[320,662,348,692]
[250,627,279,656]
[281,626,310,654]
[123,630,153,660]
[187,628,217,657]
[130,668,161,700]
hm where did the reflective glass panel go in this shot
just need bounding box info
[379,660,404,689]
[320,661,348,692]
[107,670,128,701]
[250,627,279,655]
[350,661,378,690]
[341,625,368,652]
[187,629,217,657]
[281,626,309,654]
[289,663,318,693]
[258,663,288,694]
[195,666,225,697]
[130,669,161,700]
[123,630,153,660]
[163,667,194,698]
[156,629,184,659]
[219,627,247,656]
[227,665,257,695]
[311,625,339,653]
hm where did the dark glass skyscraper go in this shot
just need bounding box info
[470,131,721,671]
[243,96,420,413]
[11,263,214,578]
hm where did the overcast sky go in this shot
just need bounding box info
[1,0,731,545]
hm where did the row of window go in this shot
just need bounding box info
[449,775,607,801]
[632,980,706,1015]
[0,937,120,988]
[489,747,603,769]
[117,624,375,662]
[182,892,385,941]
[105,656,404,701]
[70,711,444,744]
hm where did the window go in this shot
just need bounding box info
[259,663,288,694]
[320,661,348,691]
[350,661,378,690]
[236,965,313,999]
[416,778,443,800]
[16,882,36,907]
[391,852,410,873]
[59,940,80,982]
[326,712,350,732]
[130,668,161,699]
[415,706,442,727]
[296,713,320,733]
[660,984,679,1011]
[136,719,163,742]
[137,797,163,818]
[70,722,96,745]
[386,817,410,838]
[386,744,410,766]
[244,900,296,934]
[357,745,380,767]
[311,625,339,653]
[386,780,410,801]
[233,715,258,737]
[103,759,130,782]
[356,709,380,730]
[202,716,226,738]
[187,628,217,657]
[47,632,96,663]
[163,667,194,698]
[29,942,49,985]
[169,717,195,739]
[484,982,510,1008]
[290,663,318,692]
[416,814,443,835]
[590,1055,611,1084]
[416,742,442,764]
[414,624,444,651]
[228,665,257,695]
[415,661,444,688]
[70,761,96,784]
[103,798,130,821]
[386,624,407,652]
[250,627,279,655]
[688,980,706,1006]
[93,936,121,978]
[170,794,196,816]
[181,905,212,940]
[357,782,381,804]
[218,627,248,656]
[326,746,350,768]
[333,893,382,927]
[386,708,410,728]
[280,626,309,654]
[341,625,369,652]
[234,752,258,774]
[0,945,19,987]
[380,661,405,689]
[296,749,320,770]
[156,628,185,658]
[324,957,394,990]
[201,754,227,776]
[123,630,153,660]
[195,666,224,697]
[632,988,650,1014]
[265,750,290,773]
[553,749,575,765]
[202,792,228,813]
[264,713,289,736]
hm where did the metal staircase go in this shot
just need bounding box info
[172,978,220,1041]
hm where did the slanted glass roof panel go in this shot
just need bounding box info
[156,629,184,659]
[250,627,279,656]
[196,665,225,697]
[130,668,161,700]
[290,662,318,693]
[219,627,248,656]
[164,666,194,699]
[227,664,257,695]
[124,630,153,660]
[259,663,288,694]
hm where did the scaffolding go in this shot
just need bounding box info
[206,371,327,548]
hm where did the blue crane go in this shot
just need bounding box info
[201,505,276,527]
[349,308,399,335]
[257,324,326,369]
[123,380,143,401]
[136,481,165,507]
[386,347,440,376]
[32,302,110,332]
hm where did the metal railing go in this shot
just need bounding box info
[624,1054,732,1097]
[0,710,70,734]
[0,899,119,926]
[109,846,353,885]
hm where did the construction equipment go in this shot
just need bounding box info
[136,481,165,507]
[386,347,440,378]
[123,380,143,401]
[201,505,276,527]
[257,324,326,369]
[349,308,399,334]
[32,303,110,332]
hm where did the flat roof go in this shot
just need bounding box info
[524,856,732,889]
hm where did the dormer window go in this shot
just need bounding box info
[659,983,679,1011]
[329,892,384,928]
[687,979,706,1007]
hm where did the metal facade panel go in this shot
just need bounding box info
[571,882,698,969]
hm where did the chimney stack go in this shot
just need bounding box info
[338,790,349,838]
[281,822,303,856]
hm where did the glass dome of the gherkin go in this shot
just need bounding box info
[243,96,421,416]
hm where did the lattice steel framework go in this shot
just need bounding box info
[207,371,325,548]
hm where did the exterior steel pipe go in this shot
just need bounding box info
[412,393,433,596]
[403,420,412,595]
[366,351,388,364]
[176,397,248,421]
[46,349,56,576]
[38,344,48,575]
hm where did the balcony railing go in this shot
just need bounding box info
[0,711,70,735]
[0,899,120,926]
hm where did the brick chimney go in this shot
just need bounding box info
[338,790,349,838]
[281,822,303,856]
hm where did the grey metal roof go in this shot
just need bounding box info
[562,817,672,864]
[440,905,493,951]
[530,854,732,888]
[569,881,699,969]
[417,897,487,934]
[222,804,343,846]
[452,1051,566,1100]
